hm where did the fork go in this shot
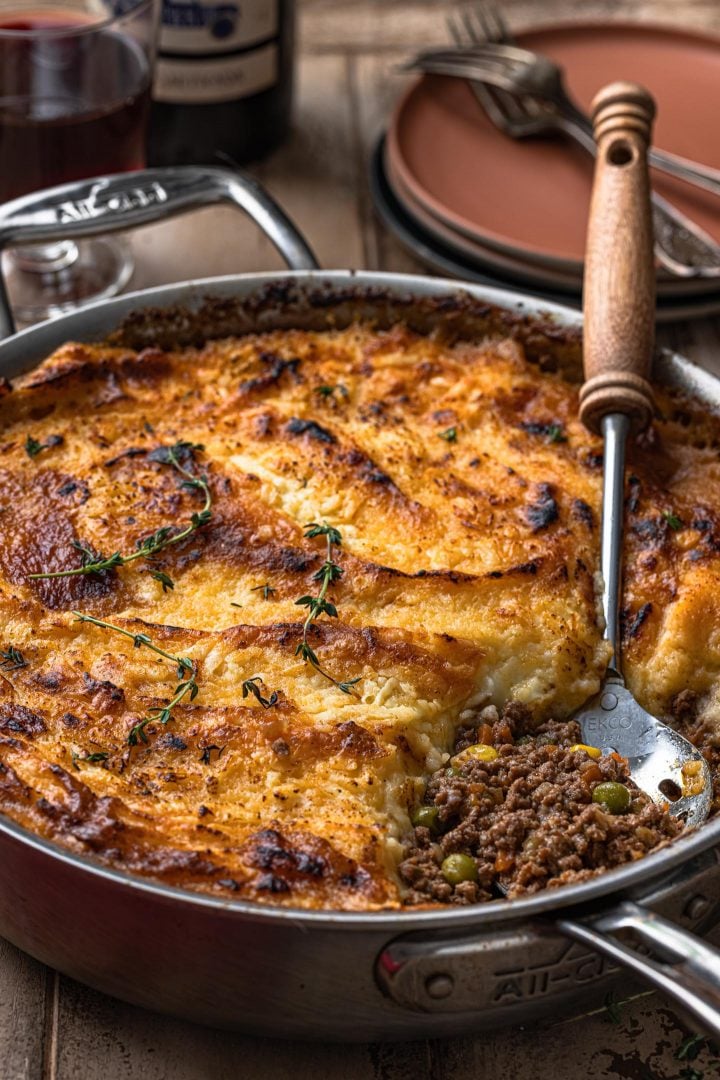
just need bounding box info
[403,10,720,277]
[447,5,720,198]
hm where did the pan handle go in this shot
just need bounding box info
[0,166,319,337]
[558,902,720,1039]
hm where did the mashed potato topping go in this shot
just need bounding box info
[0,319,716,908]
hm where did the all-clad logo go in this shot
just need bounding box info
[162,0,240,39]
[57,182,169,224]
[492,941,618,1002]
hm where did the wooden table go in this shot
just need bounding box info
[3,2,720,1076]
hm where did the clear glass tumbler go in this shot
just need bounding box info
[0,0,159,323]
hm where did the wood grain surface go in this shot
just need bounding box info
[3,1,720,1077]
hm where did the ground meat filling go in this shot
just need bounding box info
[400,704,684,906]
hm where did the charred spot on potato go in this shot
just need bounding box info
[525,484,559,532]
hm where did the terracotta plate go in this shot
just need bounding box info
[388,22,720,281]
[384,142,581,294]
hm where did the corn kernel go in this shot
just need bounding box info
[569,743,602,759]
[681,758,706,797]
[454,743,499,764]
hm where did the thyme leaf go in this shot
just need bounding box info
[662,510,683,531]
[29,442,212,581]
[25,434,63,459]
[149,570,175,592]
[250,582,276,600]
[520,421,568,444]
[241,676,278,709]
[438,426,457,443]
[72,611,197,746]
[0,646,27,671]
[546,424,567,444]
[315,384,348,403]
[71,750,109,769]
[293,522,361,695]
[200,744,224,764]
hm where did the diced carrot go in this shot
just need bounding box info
[580,763,603,786]
[495,851,514,873]
[478,723,494,745]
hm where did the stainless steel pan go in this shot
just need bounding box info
[0,167,719,1041]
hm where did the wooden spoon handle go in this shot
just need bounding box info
[579,81,656,435]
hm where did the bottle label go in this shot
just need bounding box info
[159,0,278,55]
[154,41,278,103]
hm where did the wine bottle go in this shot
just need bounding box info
[148,0,294,166]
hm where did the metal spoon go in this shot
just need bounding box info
[574,82,711,828]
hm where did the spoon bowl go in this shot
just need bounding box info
[576,680,712,829]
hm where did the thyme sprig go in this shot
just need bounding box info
[0,646,26,671]
[677,1034,705,1062]
[72,611,198,746]
[29,442,212,581]
[294,522,361,695]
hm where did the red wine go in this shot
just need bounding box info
[148,0,294,166]
[0,10,152,203]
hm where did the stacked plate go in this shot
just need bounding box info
[372,22,720,321]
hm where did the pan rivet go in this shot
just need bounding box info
[425,974,454,999]
[601,692,618,711]
[684,894,710,921]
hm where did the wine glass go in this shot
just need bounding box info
[0,0,159,324]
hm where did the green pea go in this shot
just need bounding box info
[592,781,631,814]
[411,805,440,834]
[441,853,478,885]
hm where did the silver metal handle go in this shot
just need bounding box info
[377,851,720,1028]
[556,102,720,199]
[0,166,319,338]
[600,413,629,677]
[559,902,720,1040]
[650,146,720,197]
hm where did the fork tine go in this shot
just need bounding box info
[460,7,483,46]
[478,2,512,46]
[471,5,499,45]
[490,5,514,45]
[445,10,465,46]
[443,10,534,130]
[443,7,522,134]
[477,7,541,125]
